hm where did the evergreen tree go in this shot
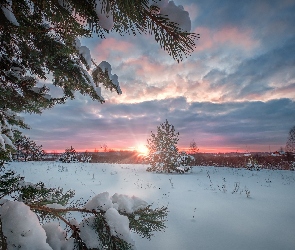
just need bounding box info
[189,139,199,155]
[286,125,295,153]
[0,109,26,164]
[14,132,45,161]
[60,146,78,163]
[80,150,92,163]
[146,120,180,173]
[177,151,195,171]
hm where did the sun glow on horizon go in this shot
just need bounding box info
[136,144,149,156]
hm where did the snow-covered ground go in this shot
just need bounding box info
[4,162,295,250]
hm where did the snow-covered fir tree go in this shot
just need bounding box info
[246,157,261,171]
[147,120,179,173]
[60,146,78,163]
[80,150,92,163]
[14,132,45,161]
[286,125,295,153]
[146,120,194,173]
[177,151,195,172]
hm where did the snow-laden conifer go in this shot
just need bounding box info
[147,120,180,173]
[146,120,194,173]
[14,132,45,161]
[286,125,295,153]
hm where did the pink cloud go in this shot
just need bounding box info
[194,26,259,52]
[132,57,166,78]
[254,83,295,102]
[93,37,135,62]
[103,56,213,104]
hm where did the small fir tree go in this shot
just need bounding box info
[177,152,195,172]
[286,125,295,153]
[246,157,261,171]
[146,120,180,173]
[80,150,92,163]
[60,146,78,163]
[189,139,199,155]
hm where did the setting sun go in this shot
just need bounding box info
[137,144,149,156]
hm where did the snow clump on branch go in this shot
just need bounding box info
[150,0,191,32]
[95,0,114,30]
[43,222,76,250]
[0,201,52,250]
[84,191,148,213]
[99,61,122,94]
[104,208,134,245]
[1,0,19,26]
[80,192,148,247]
[75,38,92,68]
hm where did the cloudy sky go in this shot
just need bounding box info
[23,0,295,153]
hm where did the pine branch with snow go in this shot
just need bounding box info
[0,169,168,250]
[0,109,27,164]
[125,205,168,240]
[0,170,24,199]
[13,132,45,162]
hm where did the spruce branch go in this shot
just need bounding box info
[124,205,168,239]
[29,204,101,216]
[144,9,199,62]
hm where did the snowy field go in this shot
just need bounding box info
[5,161,295,250]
